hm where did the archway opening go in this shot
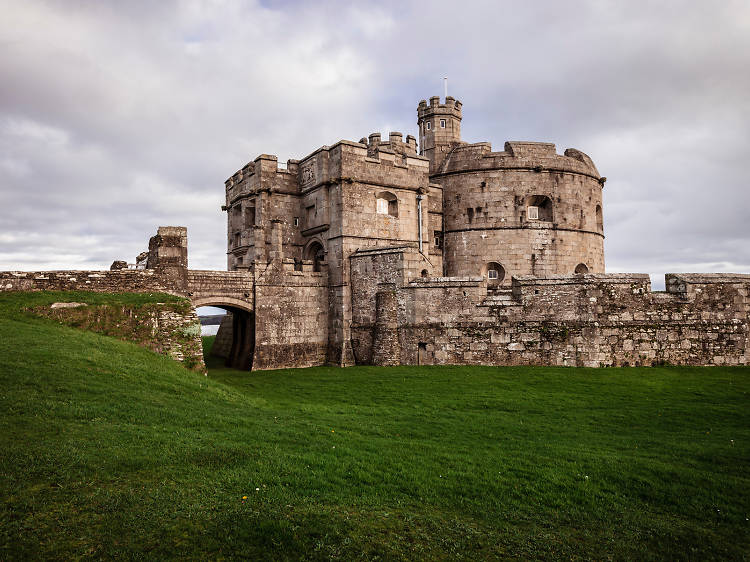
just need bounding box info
[484,261,506,289]
[195,302,255,371]
[305,241,326,272]
[525,195,553,222]
[575,263,589,274]
[375,191,398,217]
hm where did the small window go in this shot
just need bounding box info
[236,256,243,265]
[433,230,443,249]
[467,208,474,223]
[485,262,505,284]
[439,119,446,128]
[426,121,431,130]
[244,206,255,228]
[525,195,553,221]
[293,217,299,227]
[421,269,428,278]
[234,232,241,246]
[376,191,398,217]
[306,204,316,226]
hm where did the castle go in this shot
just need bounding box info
[209,95,747,369]
[2,96,748,370]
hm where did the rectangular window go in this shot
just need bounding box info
[426,121,431,130]
[293,217,299,227]
[376,198,389,214]
[527,206,539,220]
[234,232,241,246]
[434,230,443,249]
[236,256,243,265]
[244,206,255,228]
[488,269,499,279]
[467,207,474,223]
[440,119,446,128]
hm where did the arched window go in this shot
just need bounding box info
[575,263,589,274]
[304,242,326,272]
[595,205,603,231]
[421,269,428,278]
[375,191,398,217]
[525,195,553,222]
[484,262,506,285]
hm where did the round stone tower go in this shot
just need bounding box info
[419,97,605,283]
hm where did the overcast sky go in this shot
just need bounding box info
[2,0,749,289]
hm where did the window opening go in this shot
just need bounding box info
[376,191,398,217]
[439,119,446,128]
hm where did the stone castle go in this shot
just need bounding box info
[2,95,748,369]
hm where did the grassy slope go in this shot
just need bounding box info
[1,292,749,560]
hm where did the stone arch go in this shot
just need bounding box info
[524,195,553,222]
[375,191,398,217]
[575,263,589,274]
[303,239,326,272]
[191,296,253,312]
[191,297,255,371]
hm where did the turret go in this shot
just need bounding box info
[417,96,462,173]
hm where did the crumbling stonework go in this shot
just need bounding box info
[29,299,205,372]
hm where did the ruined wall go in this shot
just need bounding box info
[32,300,205,372]
[0,269,182,294]
[350,249,749,368]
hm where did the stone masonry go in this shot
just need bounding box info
[1,96,747,370]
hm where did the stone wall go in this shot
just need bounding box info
[21,295,205,372]
[0,269,179,294]
[350,248,749,368]
[252,259,329,370]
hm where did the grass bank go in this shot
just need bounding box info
[1,292,748,559]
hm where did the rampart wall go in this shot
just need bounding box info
[350,248,749,368]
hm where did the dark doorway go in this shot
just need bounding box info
[418,342,427,366]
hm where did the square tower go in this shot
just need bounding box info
[417,96,462,173]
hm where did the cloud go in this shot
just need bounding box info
[1,0,749,284]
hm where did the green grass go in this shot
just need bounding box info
[1,292,749,560]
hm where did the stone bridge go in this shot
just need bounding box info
[185,270,256,370]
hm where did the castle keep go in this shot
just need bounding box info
[2,95,748,369]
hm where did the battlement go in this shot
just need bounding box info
[417,96,463,118]
[361,131,419,157]
[434,140,602,178]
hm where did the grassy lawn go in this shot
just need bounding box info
[1,292,749,560]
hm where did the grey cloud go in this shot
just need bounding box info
[1,0,749,282]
